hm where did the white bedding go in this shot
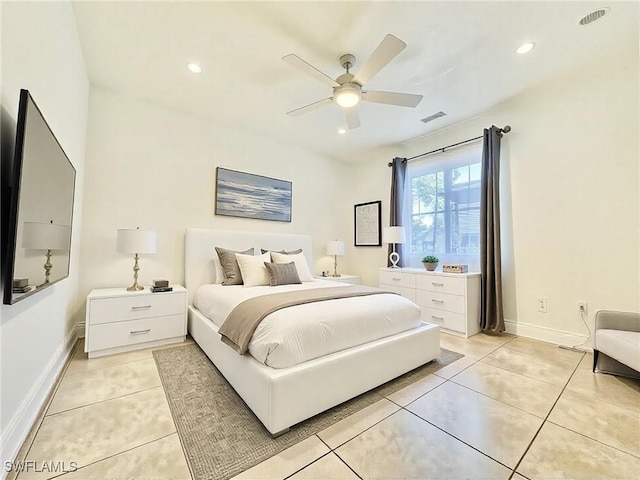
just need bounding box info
[193,280,421,368]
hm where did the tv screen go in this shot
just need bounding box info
[3,90,76,305]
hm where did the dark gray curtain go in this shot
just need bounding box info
[388,157,407,267]
[480,127,504,332]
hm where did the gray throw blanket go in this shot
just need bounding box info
[218,285,398,354]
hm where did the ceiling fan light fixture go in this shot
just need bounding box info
[334,83,362,108]
[187,63,202,73]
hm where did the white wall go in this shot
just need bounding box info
[0,0,89,470]
[78,87,351,313]
[348,47,639,344]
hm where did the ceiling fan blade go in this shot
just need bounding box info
[353,34,406,85]
[362,90,423,108]
[282,54,340,88]
[345,107,361,129]
[286,97,333,116]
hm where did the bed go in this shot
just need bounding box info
[185,228,440,435]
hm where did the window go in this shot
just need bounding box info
[402,145,482,265]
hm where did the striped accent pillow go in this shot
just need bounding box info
[215,247,254,285]
[264,262,302,286]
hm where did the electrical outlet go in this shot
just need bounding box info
[537,297,548,313]
[577,301,587,314]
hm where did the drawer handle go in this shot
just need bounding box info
[131,305,152,310]
[432,299,444,304]
[391,277,402,281]
[431,315,444,320]
[130,329,151,335]
[432,282,444,287]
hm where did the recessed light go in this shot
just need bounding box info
[516,42,535,55]
[338,128,346,135]
[187,63,202,73]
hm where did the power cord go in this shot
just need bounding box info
[558,305,591,352]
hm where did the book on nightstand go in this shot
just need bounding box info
[12,286,32,294]
[13,278,28,288]
[150,286,173,293]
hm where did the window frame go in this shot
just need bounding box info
[401,143,482,268]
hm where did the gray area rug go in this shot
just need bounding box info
[153,343,463,480]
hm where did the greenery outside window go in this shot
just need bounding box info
[402,145,482,267]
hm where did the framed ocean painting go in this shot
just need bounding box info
[215,167,292,222]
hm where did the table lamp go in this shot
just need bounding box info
[383,226,405,268]
[116,227,157,291]
[326,240,345,277]
[22,221,71,287]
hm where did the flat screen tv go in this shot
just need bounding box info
[2,89,76,305]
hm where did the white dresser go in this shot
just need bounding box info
[84,285,187,358]
[379,268,480,338]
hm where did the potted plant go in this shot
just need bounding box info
[422,255,439,271]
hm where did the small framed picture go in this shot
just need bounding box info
[354,201,382,246]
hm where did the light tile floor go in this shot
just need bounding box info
[10,332,640,480]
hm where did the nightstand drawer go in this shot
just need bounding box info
[379,271,416,289]
[88,314,186,351]
[415,275,465,295]
[416,290,465,314]
[89,293,185,325]
[421,307,466,333]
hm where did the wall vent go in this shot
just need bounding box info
[420,111,446,124]
[579,8,608,26]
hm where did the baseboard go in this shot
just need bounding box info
[504,319,592,352]
[1,328,78,478]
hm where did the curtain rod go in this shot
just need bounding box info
[388,125,511,166]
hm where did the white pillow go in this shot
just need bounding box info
[235,252,271,287]
[271,251,313,282]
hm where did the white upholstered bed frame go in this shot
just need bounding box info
[184,228,440,435]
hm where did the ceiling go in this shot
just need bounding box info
[71,1,638,163]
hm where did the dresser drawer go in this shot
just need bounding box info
[379,270,416,289]
[421,307,466,334]
[416,290,465,315]
[416,275,465,295]
[88,314,186,351]
[89,293,185,325]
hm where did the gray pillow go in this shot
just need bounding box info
[215,247,254,285]
[264,262,302,286]
[261,248,303,255]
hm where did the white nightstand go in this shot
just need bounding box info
[84,285,187,358]
[314,274,361,285]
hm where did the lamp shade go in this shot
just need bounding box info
[326,240,345,256]
[116,228,157,254]
[22,222,71,251]
[383,226,405,244]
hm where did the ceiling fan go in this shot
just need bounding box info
[282,34,423,130]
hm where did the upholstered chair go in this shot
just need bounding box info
[593,310,640,379]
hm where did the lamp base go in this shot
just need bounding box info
[389,251,400,268]
[331,254,341,278]
[127,253,144,291]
